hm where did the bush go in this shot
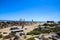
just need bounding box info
[27,31,40,35]
[3,32,7,34]
[27,37,35,40]
[0,34,3,38]
[27,32,31,35]
[27,27,60,35]
[56,31,60,36]
[41,30,51,33]
[3,35,10,39]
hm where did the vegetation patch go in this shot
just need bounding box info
[3,35,10,39]
[27,28,41,35]
[27,26,60,35]
[0,34,3,38]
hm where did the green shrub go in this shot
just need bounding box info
[3,35,10,39]
[3,32,7,34]
[27,27,60,35]
[27,32,31,35]
[27,31,40,35]
[0,34,2,38]
[41,30,51,33]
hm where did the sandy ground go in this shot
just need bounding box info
[0,23,60,40]
[0,23,40,40]
[0,23,39,34]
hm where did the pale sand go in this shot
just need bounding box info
[0,23,40,40]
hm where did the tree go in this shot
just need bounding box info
[58,21,60,24]
[43,23,48,27]
[47,21,54,23]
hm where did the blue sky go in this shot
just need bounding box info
[0,0,60,21]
